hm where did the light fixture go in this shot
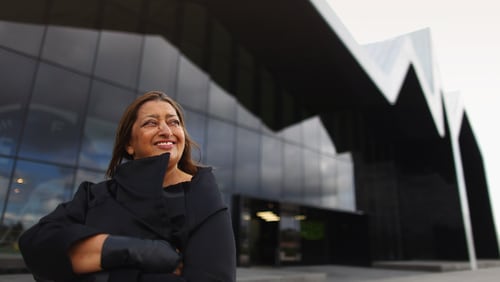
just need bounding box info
[256,211,280,222]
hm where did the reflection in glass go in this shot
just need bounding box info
[2,160,74,250]
[73,168,106,195]
[0,157,14,222]
[0,49,36,156]
[42,25,98,74]
[79,81,135,170]
[139,35,179,96]
[234,127,260,195]
[206,118,235,192]
[94,30,142,89]
[19,63,90,165]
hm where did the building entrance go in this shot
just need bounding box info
[233,195,370,267]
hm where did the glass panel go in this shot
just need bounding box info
[208,82,236,122]
[0,49,36,156]
[73,168,107,195]
[283,143,303,203]
[279,121,302,144]
[337,153,355,211]
[301,117,321,151]
[0,21,44,56]
[183,110,206,163]
[0,157,14,223]
[260,135,282,199]
[177,56,209,112]
[4,160,74,234]
[205,118,235,192]
[234,127,260,195]
[303,149,321,207]
[139,35,179,95]
[42,25,99,74]
[94,30,142,89]
[19,63,90,165]
[79,81,135,170]
[321,155,338,209]
[237,105,261,131]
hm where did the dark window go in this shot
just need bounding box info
[179,2,207,68]
[48,0,101,29]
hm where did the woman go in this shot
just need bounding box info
[19,91,237,282]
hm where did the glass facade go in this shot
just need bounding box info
[0,19,355,258]
[2,0,496,267]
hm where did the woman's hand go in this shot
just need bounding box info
[69,234,109,274]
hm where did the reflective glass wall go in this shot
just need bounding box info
[0,19,354,254]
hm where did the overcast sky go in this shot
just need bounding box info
[326,0,500,243]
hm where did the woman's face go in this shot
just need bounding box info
[126,100,185,168]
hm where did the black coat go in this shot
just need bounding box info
[19,153,237,282]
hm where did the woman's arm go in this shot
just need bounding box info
[69,233,109,273]
[18,182,103,280]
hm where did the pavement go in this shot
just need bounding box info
[1,255,500,282]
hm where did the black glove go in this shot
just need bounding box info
[101,235,181,273]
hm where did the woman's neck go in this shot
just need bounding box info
[163,166,192,187]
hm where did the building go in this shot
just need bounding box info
[0,0,498,268]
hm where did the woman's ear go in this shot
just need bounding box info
[126,144,134,157]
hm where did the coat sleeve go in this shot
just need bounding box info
[18,181,103,281]
[182,170,237,282]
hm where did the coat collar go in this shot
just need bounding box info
[113,152,170,199]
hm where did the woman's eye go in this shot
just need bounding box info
[143,120,158,127]
[167,119,180,127]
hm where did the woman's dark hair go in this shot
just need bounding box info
[106,90,200,178]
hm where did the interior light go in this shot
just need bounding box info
[294,215,307,221]
[256,211,280,222]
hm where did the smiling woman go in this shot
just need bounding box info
[18,91,237,282]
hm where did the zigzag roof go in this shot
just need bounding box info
[310,0,467,139]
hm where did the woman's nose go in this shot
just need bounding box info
[158,121,172,134]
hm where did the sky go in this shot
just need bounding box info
[325,0,500,244]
